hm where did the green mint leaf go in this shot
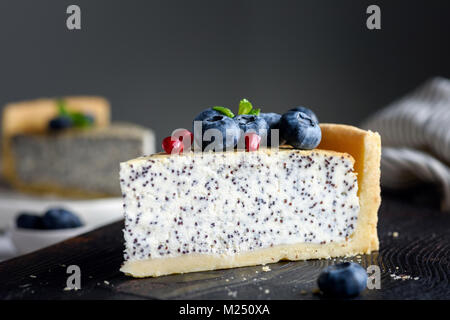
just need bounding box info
[238,99,253,115]
[212,106,235,118]
[56,99,93,128]
[70,111,93,128]
[248,108,261,116]
[57,99,69,116]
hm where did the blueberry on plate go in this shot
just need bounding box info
[318,262,368,298]
[280,111,321,149]
[42,208,83,229]
[16,213,45,229]
[234,114,269,148]
[194,115,241,151]
[48,116,73,131]
[289,106,319,124]
[193,108,222,123]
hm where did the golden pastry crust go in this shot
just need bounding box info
[2,96,110,137]
[318,123,381,253]
[121,123,381,277]
[1,96,111,196]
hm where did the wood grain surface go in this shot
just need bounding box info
[0,187,448,300]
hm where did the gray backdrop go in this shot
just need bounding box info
[0,0,449,147]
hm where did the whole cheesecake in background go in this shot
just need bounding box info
[2,96,155,197]
[119,99,381,278]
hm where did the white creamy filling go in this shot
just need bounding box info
[120,150,359,261]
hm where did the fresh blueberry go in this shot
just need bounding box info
[259,112,281,130]
[194,115,241,151]
[16,213,44,229]
[42,208,83,229]
[234,115,269,147]
[48,116,73,131]
[193,108,222,123]
[280,111,321,149]
[259,112,284,147]
[318,262,368,298]
[289,106,319,123]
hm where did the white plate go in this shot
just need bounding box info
[0,184,124,256]
[0,154,126,258]
[9,224,93,255]
[0,191,124,230]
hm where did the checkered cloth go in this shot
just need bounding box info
[362,77,450,211]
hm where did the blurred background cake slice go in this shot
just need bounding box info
[2,96,155,198]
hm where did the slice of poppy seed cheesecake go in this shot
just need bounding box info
[2,97,155,197]
[9,123,154,197]
[120,124,381,277]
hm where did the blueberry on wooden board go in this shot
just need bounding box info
[318,262,368,297]
[280,111,322,149]
[42,208,83,229]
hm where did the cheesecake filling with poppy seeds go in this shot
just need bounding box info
[120,148,360,275]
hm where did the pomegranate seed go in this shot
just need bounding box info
[245,133,261,152]
[172,129,193,145]
[162,137,184,154]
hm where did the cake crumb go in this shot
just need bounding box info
[63,286,80,291]
[390,273,418,281]
[227,290,238,298]
[392,232,399,238]
[262,266,271,272]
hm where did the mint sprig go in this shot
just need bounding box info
[57,99,94,128]
[57,99,70,116]
[209,98,261,119]
[248,108,261,116]
[238,99,253,115]
[212,106,235,118]
[71,111,93,127]
[238,99,260,116]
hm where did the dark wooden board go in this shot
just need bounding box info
[0,187,449,300]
